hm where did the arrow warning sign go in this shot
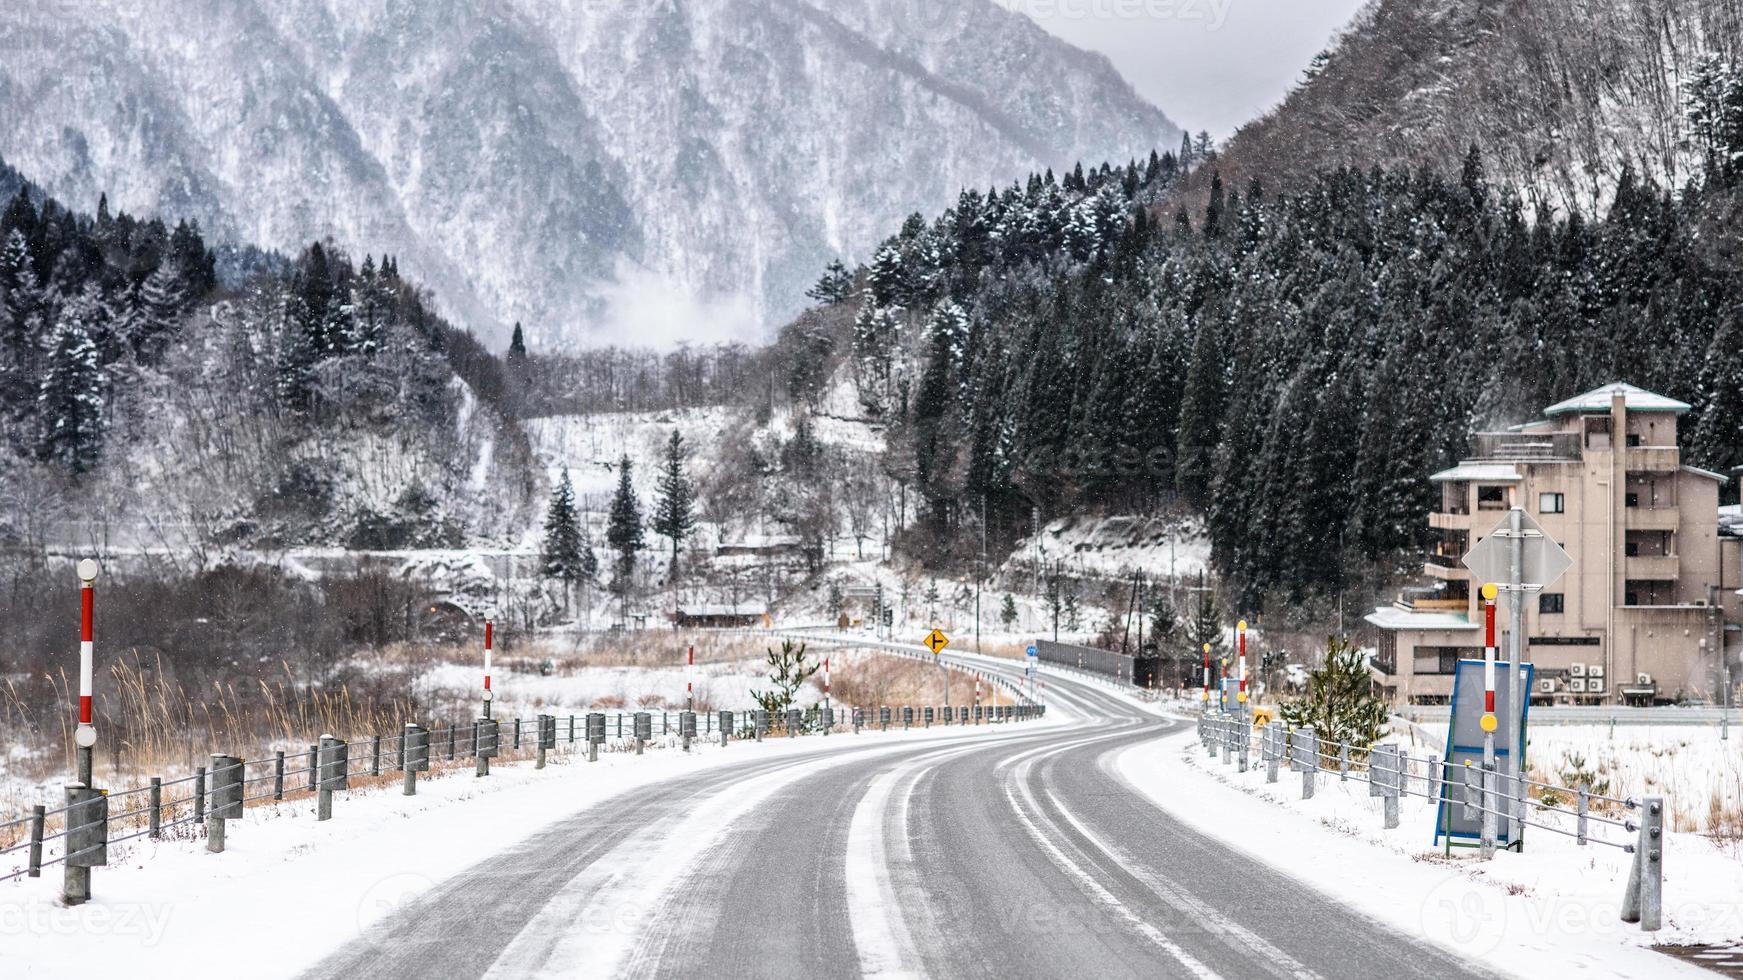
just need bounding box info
[925,629,950,655]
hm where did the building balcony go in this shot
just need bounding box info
[1428,511,1469,530]
[1626,508,1681,531]
[1624,447,1679,472]
[1473,431,1581,461]
[1425,560,1470,580]
[1625,554,1680,581]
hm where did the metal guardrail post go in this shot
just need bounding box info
[1369,745,1400,830]
[1265,725,1279,783]
[370,735,382,777]
[1621,796,1664,931]
[27,804,44,877]
[1221,718,1232,765]
[1479,760,1498,859]
[307,744,319,792]
[404,724,429,795]
[62,784,106,905]
[1577,788,1589,846]
[1338,741,1349,782]
[194,766,206,824]
[148,777,162,836]
[447,726,456,761]
[208,754,243,854]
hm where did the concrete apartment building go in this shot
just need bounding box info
[1366,383,1743,705]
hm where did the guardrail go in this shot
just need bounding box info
[1195,710,1665,931]
[0,701,1047,902]
[1400,705,1738,729]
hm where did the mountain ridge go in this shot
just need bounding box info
[0,0,1179,349]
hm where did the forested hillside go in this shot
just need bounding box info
[1189,0,1743,216]
[0,158,534,560]
[801,98,1743,623]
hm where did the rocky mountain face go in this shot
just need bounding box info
[1187,0,1743,214]
[0,0,1177,348]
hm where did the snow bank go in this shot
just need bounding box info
[1117,718,1740,978]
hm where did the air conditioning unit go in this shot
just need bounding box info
[1637,673,1654,686]
[1569,678,1587,693]
[1570,663,1586,677]
[1588,678,1605,694]
[1588,664,1604,679]
[1539,678,1557,694]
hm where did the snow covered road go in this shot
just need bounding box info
[299,661,1499,980]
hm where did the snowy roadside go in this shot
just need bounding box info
[1115,721,1743,979]
[1,715,1067,979]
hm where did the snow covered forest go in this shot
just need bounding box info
[796,70,1743,624]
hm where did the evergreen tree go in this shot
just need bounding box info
[806,259,856,306]
[1691,303,1743,478]
[36,306,107,473]
[541,468,588,602]
[606,454,644,598]
[1174,320,1224,508]
[651,429,699,573]
[1184,591,1224,659]
[999,593,1018,630]
[1277,635,1388,754]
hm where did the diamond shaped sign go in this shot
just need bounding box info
[1462,509,1573,589]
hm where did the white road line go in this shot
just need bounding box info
[1003,754,1224,980]
[845,740,1007,978]
[1040,783,1322,980]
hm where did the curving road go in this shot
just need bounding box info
[304,653,1498,980]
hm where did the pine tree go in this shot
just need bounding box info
[651,429,698,574]
[136,262,184,362]
[37,305,107,473]
[606,454,644,598]
[1184,591,1224,659]
[1691,302,1743,478]
[1174,320,1224,508]
[806,260,856,306]
[541,468,588,602]
[999,593,1018,630]
[1277,635,1388,754]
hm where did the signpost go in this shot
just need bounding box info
[1461,506,1572,846]
[1026,644,1039,702]
[926,628,950,706]
[1236,619,1250,772]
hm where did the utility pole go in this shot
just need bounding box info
[1506,507,1525,845]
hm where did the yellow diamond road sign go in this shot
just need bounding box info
[925,629,950,655]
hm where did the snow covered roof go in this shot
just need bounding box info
[1429,463,1521,483]
[677,604,767,617]
[1363,607,1480,631]
[1543,382,1690,417]
[1681,464,1729,484]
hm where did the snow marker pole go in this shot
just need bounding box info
[478,615,494,777]
[1236,619,1250,773]
[823,656,831,736]
[686,644,695,712]
[75,559,99,786]
[1480,582,1499,859]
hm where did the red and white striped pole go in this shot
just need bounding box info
[1481,584,1499,734]
[482,615,495,720]
[1201,642,1211,707]
[686,644,695,711]
[75,559,99,785]
[1236,619,1249,707]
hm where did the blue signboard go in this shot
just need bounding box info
[1434,658,1534,848]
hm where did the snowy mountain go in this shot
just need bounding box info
[0,0,1178,349]
[1184,0,1743,214]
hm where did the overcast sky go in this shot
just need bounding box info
[995,0,1371,138]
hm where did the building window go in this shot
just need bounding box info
[1538,492,1564,514]
[1477,485,1507,510]
[1625,492,1639,508]
[1539,593,1564,614]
